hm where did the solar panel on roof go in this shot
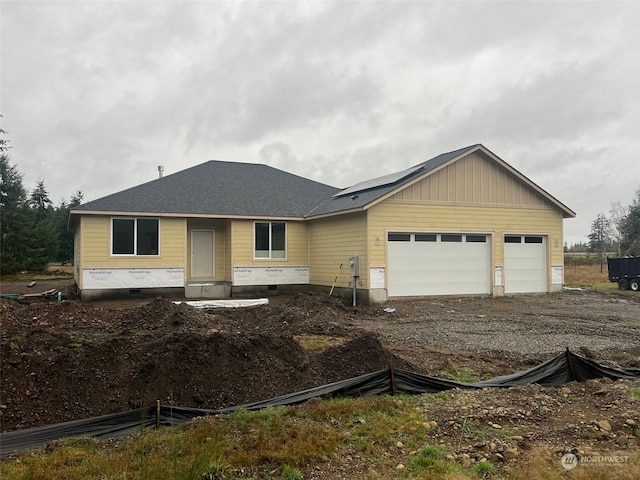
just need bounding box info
[333,164,424,198]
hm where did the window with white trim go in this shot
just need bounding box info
[254,222,286,259]
[112,218,159,255]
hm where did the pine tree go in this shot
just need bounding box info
[588,213,611,272]
[27,178,59,265]
[55,190,83,264]
[620,189,640,256]
[0,155,31,274]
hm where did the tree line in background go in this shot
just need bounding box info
[1,130,84,276]
[566,192,640,268]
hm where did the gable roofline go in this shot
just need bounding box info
[305,144,480,218]
[359,144,484,213]
[307,144,576,219]
[476,145,576,218]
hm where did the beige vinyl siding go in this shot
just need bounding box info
[231,220,309,266]
[186,219,230,281]
[393,150,549,208]
[224,226,232,282]
[368,202,564,274]
[309,212,368,288]
[80,215,186,268]
[73,222,82,284]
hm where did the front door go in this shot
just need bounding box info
[191,230,214,278]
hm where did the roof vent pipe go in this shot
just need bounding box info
[158,165,164,178]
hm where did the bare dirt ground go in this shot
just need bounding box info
[1,275,640,473]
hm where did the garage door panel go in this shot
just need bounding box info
[388,233,490,297]
[504,236,547,294]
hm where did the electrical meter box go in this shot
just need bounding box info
[349,256,360,277]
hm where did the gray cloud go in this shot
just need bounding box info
[2,0,639,244]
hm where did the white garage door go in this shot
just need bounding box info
[504,235,547,294]
[387,233,491,297]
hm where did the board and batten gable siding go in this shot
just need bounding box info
[393,150,549,208]
[230,219,309,266]
[79,215,186,268]
[308,212,368,288]
[186,219,230,281]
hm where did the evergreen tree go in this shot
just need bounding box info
[26,178,59,264]
[55,190,83,264]
[0,155,31,274]
[588,213,611,272]
[29,179,53,216]
[620,188,640,256]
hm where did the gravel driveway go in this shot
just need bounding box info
[348,289,640,357]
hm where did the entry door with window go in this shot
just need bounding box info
[191,230,215,278]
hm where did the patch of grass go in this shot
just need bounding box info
[610,351,632,362]
[628,388,640,401]
[201,456,230,479]
[293,334,349,352]
[418,391,452,407]
[578,346,597,359]
[303,395,430,459]
[0,395,435,479]
[459,418,484,439]
[407,443,462,476]
[281,465,303,480]
[563,262,629,293]
[497,426,515,438]
[473,460,496,477]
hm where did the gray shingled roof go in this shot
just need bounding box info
[73,161,341,218]
[72,146,484,219]
[72,144,574,222]
[305,144,480,217]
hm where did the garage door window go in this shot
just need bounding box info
[415,234,437,242]
[466,235,486,243]
[441,234,462,242]
[525,236,543,243]
[505,236,522,243]
[388,233,411,242]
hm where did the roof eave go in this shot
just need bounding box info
[69,209,308,221]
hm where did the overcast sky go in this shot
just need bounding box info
[2,1,639,244]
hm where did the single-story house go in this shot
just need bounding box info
[68,144,575,303]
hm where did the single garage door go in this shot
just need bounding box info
[504,235,547,294]
[387,233,491,296]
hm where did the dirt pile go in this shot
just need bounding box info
[0,295,402,432]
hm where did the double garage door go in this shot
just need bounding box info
[387,233,547,296]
